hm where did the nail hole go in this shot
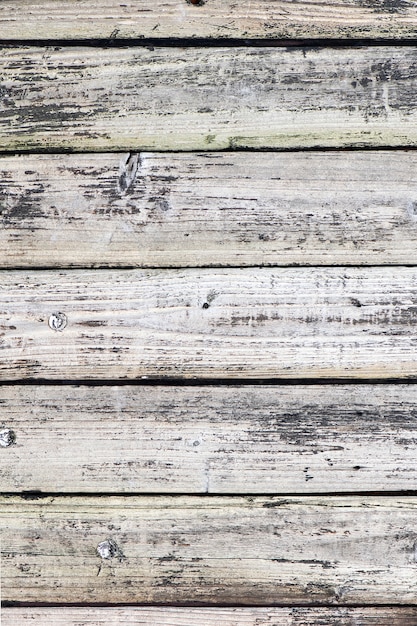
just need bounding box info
[0,428,16,447]
[48,312,67,332]
[202,302,210,309]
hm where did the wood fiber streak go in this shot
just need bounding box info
[3,385,417,493]
[2,268,417,380]
[1,0,417,40]
[3,151,417,268]
[4,607,417,625]
[2,496,417,604]
[1,47,417,151]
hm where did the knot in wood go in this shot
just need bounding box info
[0,428,16,447]
[118,152,140,193]
[48,312,67,332]
[96,538,124,561]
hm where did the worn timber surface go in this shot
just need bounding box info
[2,268,417,380]
[2,496,417,604]
[3,385,417,493]
[1,0,417,41]
[4,607,417,626]
[3,151,417,268]
[1,47,417,151]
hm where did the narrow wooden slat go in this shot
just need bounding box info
[4,607,417,625]
[2,268,417,380]
[3,385,417,493]
[2,496,417,604]
[1,47,417,152]
[1,0,417,41]
[3,151,417,268]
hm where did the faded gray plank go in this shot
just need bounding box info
[2,496,417,604]
[2,385,417,493]
[1,0,417,40]
[3,151,417,268]
[2,268,417,380]
[1,47,417,152]
[4,607,417,625]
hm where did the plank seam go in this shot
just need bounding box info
[7,264,417,271]
[5,491,417,498]
[4,601,417,608]
[5,378,417,386]
[2,38,417,48]
[3,145,417,157]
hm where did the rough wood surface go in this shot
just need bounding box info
[3,151,417,268]
[4,607,417,625]
[2,46,417,152]
[3,384,417,494]
[2,496,417,604]
[1,0,417,41]
[2,268,417,380]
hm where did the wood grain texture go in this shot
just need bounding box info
[1,0,417,41]
[3,151,417,268]
[3,384,417,494]
[2,496,417,604]
[4,607,417,625]
[2,268,417,380]
[2,46,417,152]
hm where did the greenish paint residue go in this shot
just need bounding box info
[205,134,216,145]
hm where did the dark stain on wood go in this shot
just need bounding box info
[359,0,410,13]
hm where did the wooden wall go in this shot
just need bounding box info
[2,2,417,623]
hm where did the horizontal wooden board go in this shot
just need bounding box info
[1,47,417,151]
[1,0,417,41]
[0,0,417,40]
[2,268,417,380]
[4,607,417,626]
[4,151,417,268]
[3,385,417,493]
[2,496,417,604]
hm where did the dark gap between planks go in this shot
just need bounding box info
[5,490,417,499]
[1,38,417,48]
[5,377,417,386]
[3,145,417,157]
[6,264,417,271]
[4,601,417,608]
[4,602,417,609]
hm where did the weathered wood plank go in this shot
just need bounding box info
[3,151,417,268]
[1,47,417,151]
[2,496,417,604]
[4,607,417,625]
[2,268,417,380]
[3,385,417,493]
[1,0,417,41]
